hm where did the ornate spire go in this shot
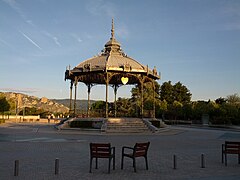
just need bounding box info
[111,18,115,39]
[103,19,122,55]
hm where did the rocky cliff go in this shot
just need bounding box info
[0,92,69,114]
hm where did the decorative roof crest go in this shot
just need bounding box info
[111,18,115,40]
[103,19,122,55]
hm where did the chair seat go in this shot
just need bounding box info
[223,150,240,154]
[123,153,146,158]
[122,153,133,158]
[92,152,112,158]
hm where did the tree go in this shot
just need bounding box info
[91,101,106,110]
[91,101,108,117]
[170,100,183,120]
[116,97,133,117]
[160,81,174,104]
[160,81,191,105]
[191,101,209,121]
[0,96,10,117]
[130,81,160,117]
[173,82,192,104]
[222,94,240,124]
[215,97,226,105]
[159,81,191,120]
[157,99,168,120]
[226,93,240,107]
[19,107,44,116]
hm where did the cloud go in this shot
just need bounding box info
[3,0,24,17]
[53,37,61,47]
[220,2,240,31]
[42,31,62,47]
[0,38,13,48]
[4,1,61,48]
[3,0,34,26]
[0,88,39,94]
[223,3,240,17]
[19,31,42,50]
[116,24,129,39]
[86,0,116,17]
[223,22,240,31]
[70,33,82,43]
[3,0,64,49]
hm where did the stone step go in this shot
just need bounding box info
[107,123,146,126]
[108,126,148,128]
[105,118,152,133]
[107,122,143,124]
[107,124,147,127]
[107,122,144,124]
[106,129,150,133]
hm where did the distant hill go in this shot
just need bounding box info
[0,92,69,114]
[0,92,100,114]
[52,99,97,111]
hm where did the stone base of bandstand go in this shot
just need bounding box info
[56,117,168,133]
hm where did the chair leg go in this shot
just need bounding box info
[121,156,124,169]
[89,157,92,173]
[108,158,111,174]
[113,155,115,170]
[113,147,115,170]
[145,156,149,170]
[238,154,240,164]
[95,158,98,169]
[225,154,227,166]
[133,158,136,172]
[222,152,224,163]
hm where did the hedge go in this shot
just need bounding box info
[0,119,5,124]
[70,121,93,128]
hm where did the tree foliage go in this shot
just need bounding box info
[160,81,174,104]
[173,82,192,104]
[160,81,191,105]
[0,96,10,115]
[91,101,106,110]
[18,107,45,116]
[226,93,240,107]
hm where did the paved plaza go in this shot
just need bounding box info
[0,122,240,180]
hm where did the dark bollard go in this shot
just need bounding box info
[201,154,205,168]
[14,160,19,176]
[173,155,177,169]
[55,158,59,175]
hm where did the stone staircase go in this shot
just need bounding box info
[105,118,152,133]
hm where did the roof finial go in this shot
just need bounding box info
[111,18,115,39]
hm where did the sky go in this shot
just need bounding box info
[0,0,240,102]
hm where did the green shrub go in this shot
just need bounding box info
[0,119,5,124]
[70,121,93,128]
[150,120,160,128]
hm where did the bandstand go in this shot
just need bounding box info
[64,20,160,119]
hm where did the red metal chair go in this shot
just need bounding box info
[121,142,150,172]
[89,143,115,173]
[222,141,240,166]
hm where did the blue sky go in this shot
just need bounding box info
[0,0,239,101]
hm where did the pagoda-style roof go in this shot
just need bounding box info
[65,19,160,85]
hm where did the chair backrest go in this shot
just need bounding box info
[225,141,240,150]
[90,143,111,157]
[133,142,150,157]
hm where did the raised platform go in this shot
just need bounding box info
[57,117,163,133]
